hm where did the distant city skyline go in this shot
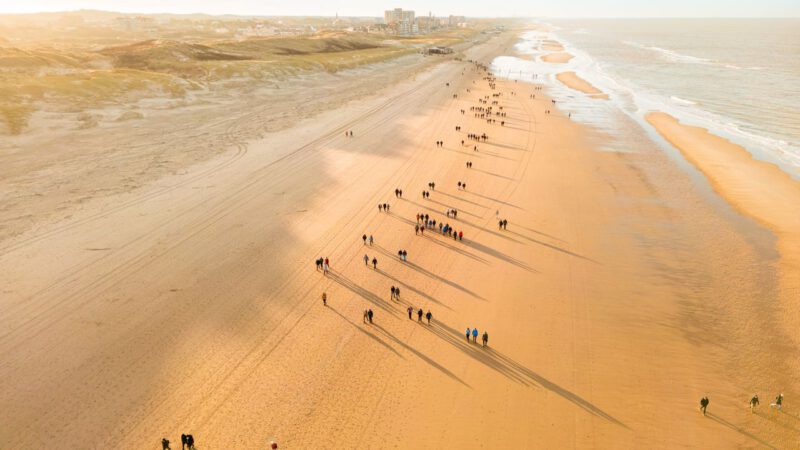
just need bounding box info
[0,0,797,18]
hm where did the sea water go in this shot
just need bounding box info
[490,19,800,179]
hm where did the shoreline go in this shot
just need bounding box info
[542,52,574,63]
[646,111,800,356]
[556,71,608,99]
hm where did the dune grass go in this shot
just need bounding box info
[0,31,466,134]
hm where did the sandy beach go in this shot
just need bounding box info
[542,51,574,63]
[556,71,609,99]
[0,26,798,449]
[647,111,800,358]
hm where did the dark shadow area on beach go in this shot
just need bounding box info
[418,320,628,428]
[327,270,400,316]
[371,322,471,387]
[707,413,776,449]
[328,306,403,358]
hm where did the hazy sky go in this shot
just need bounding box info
[1,0,797,18]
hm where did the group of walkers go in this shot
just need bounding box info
[466,132,488,142]
[397,249,408,261]
[466,161,473,168]
[406,306,433,324]
[315,257,330,274]
[457,181,467,190]
[362,234,374,246]
[390,286,401,300]
[378,203,391,212]
[394,188,404,198]
[160,434,195,450]
[498,219,508,230]
[363,309,374,324]
[465,327,489,347]
[421,190,431,199]
[700,393,784,416]
[435,140,444,147]
[363,254,378,269]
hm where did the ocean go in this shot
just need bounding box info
[490,19,800,179]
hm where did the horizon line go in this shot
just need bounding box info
[0,9,797,19]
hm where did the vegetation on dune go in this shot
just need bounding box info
[0,30,471,134]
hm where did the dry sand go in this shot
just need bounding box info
[542,52,574,63]
[556,71,609,99]
[0,32,797,449]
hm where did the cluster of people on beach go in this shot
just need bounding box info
[378,203,391,212]
[161,434,195,450]
[466,327,489,347]
[435,140,444,147]
[397,249,408,261]
[498,219,508,230]
[394,188,404,198]
[407,306,433,324]
[315,257,330,274]
[700,393,784,416]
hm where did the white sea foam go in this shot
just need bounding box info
[491,29,800,178]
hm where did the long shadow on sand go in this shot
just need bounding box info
[328,306,403,358]
[370,244,487,301]
[707,413,776,449]
[421,233,489,265]
[402,196,489,219]
[459,189,524,210]
[371,265,454,311]
[327,270,399,316]
[470,167,516,181]
[371,322,470,387]
[424,321,629,429]
[508,222,566,242]
[417,191,489,210]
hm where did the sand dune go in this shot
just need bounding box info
[556,71,608,99]
[542,52,574,63]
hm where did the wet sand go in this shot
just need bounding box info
[556,71,609,99]
[0,32,797,449]
[542,52,574,63]
[647,111,800,358]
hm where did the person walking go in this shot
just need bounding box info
[472,327,478,343]
[408,306,413,319]
[417,308,423,322]
[364,254,369,266]
[363,309,369,323]
[772,393,783,410]
[323,258,329,275]
[700,396,709,416]
[390,286,396,300]
[465,327,471,342]
[322,292,327,306]
[482,331,489,347]
[186,435,195,450]
[395,287,400,299]
[372,257,378,269]
[750,394,760,413]
[425,310,432,324]
[181,434,187,450]
[162,438,171,450]
[402,250,407,261]
[415,224,419,235]
[362,234,367,245]
[368,309,374,324]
